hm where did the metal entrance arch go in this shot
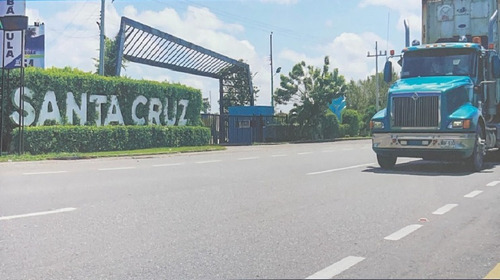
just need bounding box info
[115,17,254,143]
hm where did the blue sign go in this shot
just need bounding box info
[329,95,346,121]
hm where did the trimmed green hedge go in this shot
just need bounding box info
[11,125,211,154]
[341,109,361,137]
[22,67,202,125]
[1,67,203,151]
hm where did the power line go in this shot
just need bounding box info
[45,0,99,44]
[154,0,329,44]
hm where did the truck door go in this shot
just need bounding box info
[476,54,487,106]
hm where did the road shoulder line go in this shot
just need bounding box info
[484,263,500,279]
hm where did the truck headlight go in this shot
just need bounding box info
[448,119,471,129]
[370,120,384,129]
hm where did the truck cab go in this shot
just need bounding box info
[371,41,500,171]
[370,0,500,172]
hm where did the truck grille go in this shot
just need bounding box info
[392,94,440,128]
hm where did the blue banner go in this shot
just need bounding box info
[329,95,346,122]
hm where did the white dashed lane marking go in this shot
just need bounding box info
[384,224,423,241]
[238,157,259,160]
[152,163,185,167]
[307,163,374,175]
[464,190,483,198]
[486,181,500,187]
[0,208,77,221]
[98,167,136,171]
[306,256,365,279]
[195,160,222,164]
[432,204,458,215]
[23,171,68,175]
[271,154,287,157]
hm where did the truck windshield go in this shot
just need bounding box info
[401,48,476,78]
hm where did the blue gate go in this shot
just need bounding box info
[228,106,274,144]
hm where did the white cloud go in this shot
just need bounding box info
[39,3,101,71]
[326,33,376,81]
[105,1,122,37]
[278,32,394,82]
[279,49,322,67]
[119,5,254,62]
[184,6,244,34]
[26,8,44,23]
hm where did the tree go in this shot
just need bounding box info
[202,98,211,114]
[94,35,127,76]
[345,71,398,135]
[345,71,398,112]
[321,111,340,139]
[341,109,361,137]
[275,56,347,140]
[220,63,259,113]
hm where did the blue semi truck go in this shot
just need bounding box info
[371,0,500,171]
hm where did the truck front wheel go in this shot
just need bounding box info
[466,126,485,172]
[377,154,397,169]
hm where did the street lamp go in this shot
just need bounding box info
[270,33,282,107]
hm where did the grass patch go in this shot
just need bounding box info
[0,145,226,162]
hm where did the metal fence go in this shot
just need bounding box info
[201,114,222,144]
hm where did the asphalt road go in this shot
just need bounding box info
[1,139,499,279]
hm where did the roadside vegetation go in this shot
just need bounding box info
[271,56,397,141]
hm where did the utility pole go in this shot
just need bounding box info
[367,41,387,111]
[98,0,105,75]
[270,32,274,107]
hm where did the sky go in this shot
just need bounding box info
[24,0,422,113]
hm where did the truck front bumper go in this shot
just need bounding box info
[372,132,476,159]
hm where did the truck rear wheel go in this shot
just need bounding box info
[466,126,485,172]
[377,154,397,169]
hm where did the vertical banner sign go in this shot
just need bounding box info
[0,0,27,154]
[25,23,44,68]
[0,0,26,17]
[3,30,23,69]
[0,30,3,67]
[0,0,26,69]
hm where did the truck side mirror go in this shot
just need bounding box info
[492,55,500,79]
[384,61,393,83]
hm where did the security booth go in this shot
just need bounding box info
[228,106,274,144]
